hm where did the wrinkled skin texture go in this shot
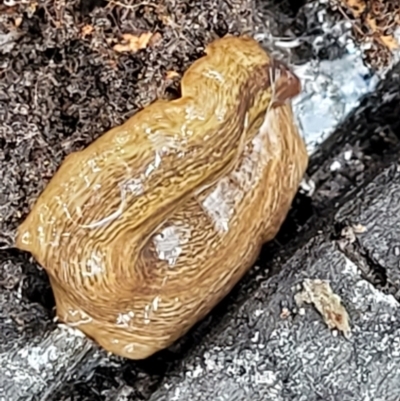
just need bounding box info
[15,35,308,360]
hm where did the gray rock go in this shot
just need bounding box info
[0,325,100,401]
[0,253,101,401]
[336,164,400,293]
[149,166,400,401]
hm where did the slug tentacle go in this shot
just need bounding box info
[15,35,308,360]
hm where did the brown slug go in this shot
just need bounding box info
[15,35,308,360]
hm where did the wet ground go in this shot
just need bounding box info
[1,0,400,400]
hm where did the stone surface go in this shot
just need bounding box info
[0,326,100,401]
[55,161,400,401]
[0,251,102,401]
[149,164,400,400]
[336,164,400,295]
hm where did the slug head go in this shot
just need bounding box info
[204,35,301,106]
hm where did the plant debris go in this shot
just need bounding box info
[329,0,400,69]
[113,31,156,53]
[80,23,94,37]
[295,278,351,338]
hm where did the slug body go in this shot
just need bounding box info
[15,36,308,359]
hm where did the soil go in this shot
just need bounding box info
[0,0,267,247]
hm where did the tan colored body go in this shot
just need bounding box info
[15,35,308,359]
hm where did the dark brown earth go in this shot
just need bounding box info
[0,0,254,248]
[2,1,400,400]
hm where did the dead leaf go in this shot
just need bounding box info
[108,59,118,69]
[365,14,399,50]
[81,24,94,38]
[280,307,291,319]
[341,0,366,17]
[165,70,180,80]
[149,32,162,47]
[113,32,154,53]
[337,0,400,68]
[352,223,367,234]
[28,1,38,15]
[14,17,22,28]
[295,278,351,338]
[378,34,399,50]
[160,15,173,26]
